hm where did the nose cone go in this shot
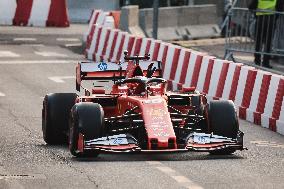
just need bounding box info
[141,99,177,149]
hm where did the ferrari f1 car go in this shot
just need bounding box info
[42,52,245,157]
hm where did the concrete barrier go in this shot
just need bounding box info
[207,59,230,101]
[246,71,272,124]
[277,99,284,135]
[220,63,243,101]
[139,5,220,40]
[264,76,284,132]
[181,51,204,88]
[235,66,257,118]
[195,56,215,94]
[119,6,145,38]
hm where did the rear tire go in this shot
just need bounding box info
[69,103,105,157]
[42,93,77,144]
[208,100,239,155]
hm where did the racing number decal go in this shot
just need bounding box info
[98,62,108,71]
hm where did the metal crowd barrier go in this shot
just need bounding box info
[224,7,284,62]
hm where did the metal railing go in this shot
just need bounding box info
[224,7,284,63]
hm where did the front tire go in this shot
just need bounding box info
[69,103,105,157]
[208,100,239,155]
[42,93,77,144]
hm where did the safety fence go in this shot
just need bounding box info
[225,7,284,62]
[0,0,69,27]
[84,10,284,136]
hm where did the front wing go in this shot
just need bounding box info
[77,132,245,153]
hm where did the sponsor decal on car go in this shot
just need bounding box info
[98,62,108,71]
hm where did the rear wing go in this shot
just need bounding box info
[76,61,126,91]
[76,60,162,91]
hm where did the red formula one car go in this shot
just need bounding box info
[42,52,244,157]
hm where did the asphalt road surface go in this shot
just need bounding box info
[0,26,284,189]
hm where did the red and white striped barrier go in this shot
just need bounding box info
[110,31,128,62]
[220,63,243,101]
[84,9,119,42]
[0,0,69,27]
[84,10,102,42]
[117,34,135,61]
[157,42,169,66]
[276,100,284,135]
[137,38,151,56]
[235,66,257,118]
[172,48,191,85]
[86,25,102,60]
[246,70,272,124]
[163,45,181,81]
[260,75,284,132]
[207,59,230,101]
[196,56,215,94]
[93,27,112,61]
[105,29,120,61]
[180,51,204,88]
[149,40,161,61]
[130,37,142,56]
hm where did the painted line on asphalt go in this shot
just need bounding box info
[0,92,5,97]
[13,38,37,41]
[156,166,176,174]
[48,76,75,83]
[146,161,163,165]
[0,51,20,57]
[20,44,44,47]
[0,60,78,64]
[34,51,68,57]
[65,43,83,47]
[146,161,203,189]
[251,140,284,148]
[56,38,80,42]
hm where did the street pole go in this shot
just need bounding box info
[153,0,159,39]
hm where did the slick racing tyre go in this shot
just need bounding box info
[42,93,77,145]
[69,103,105,157]
[208,100,239,155]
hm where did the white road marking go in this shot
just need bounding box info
[65,43,83,47]
[0,51,20,57]
[146,161,203,189]
[13,38,37,41]
[21,44,44,47]
[146,161,163,165]
[172,176,192,183]
[48,76,75,83]
[0,92,5,97]
[56,38,80,42]
[34,51,68,57]
[156,166,176,174]
[251,140,284,148]
[0,60,77,64]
